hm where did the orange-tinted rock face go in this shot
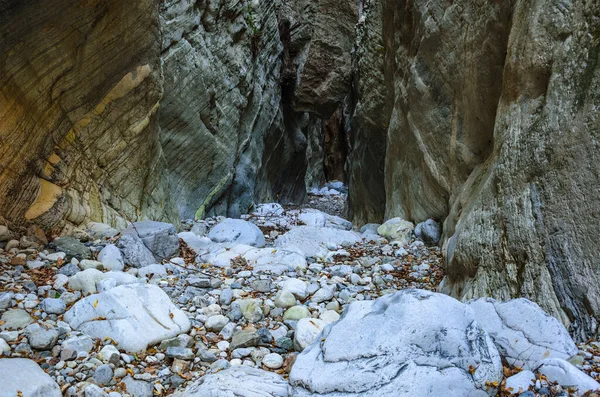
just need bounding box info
[0,0,176,232]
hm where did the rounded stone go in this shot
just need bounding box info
[262,353,284,369]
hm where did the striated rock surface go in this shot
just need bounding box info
[0,0,177,231]
[350,0,600,338]
[440,0,600,340]
[1,0,359,232]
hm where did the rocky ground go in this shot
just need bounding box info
[0,187,598,397]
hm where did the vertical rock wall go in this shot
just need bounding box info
[0,0,358,231]
[0,0,177,232]
[350,0,600,338]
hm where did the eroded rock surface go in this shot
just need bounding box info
[289,289,503,397]
[349,0,600,339]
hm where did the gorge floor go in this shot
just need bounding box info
[0,191,598,397]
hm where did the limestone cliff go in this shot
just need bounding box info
[0,0,177,233]
[350,0,600,339]
[0,0,357,231]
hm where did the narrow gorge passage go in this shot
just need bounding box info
[1,0,600,396]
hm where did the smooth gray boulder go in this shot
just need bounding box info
[1,308,33,330]
[173,365,289,397]
[64,284,190,352]
[414,219,442,245]
[275,226,362,258]
[208,218,266,247]
[122,376,153,397]
[468,298,578,369]
[289,289,502,397]
[25,323,59,350]
[117,234,156,268]
[0,358,61,397]
[123,221,179,261]
[51,236,91,260]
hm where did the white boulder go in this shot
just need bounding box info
[208,218,266,247]
[0,358,61,397]
[64,284,190,352]
[289,289,503,397]
[468,298,578,369]
[173,365,288,397]
[275,226,362,258]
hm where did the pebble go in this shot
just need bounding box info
[262,353,284,369]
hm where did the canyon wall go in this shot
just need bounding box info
[0,0,357,231]
[350,0,600,338]
[0,0,177,233]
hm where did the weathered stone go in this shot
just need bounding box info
[289,289,502,396]
[468,298,577,370]
[0,358,61,397]
[173,365,288,397]
[377,218,414,246]
[51,237,91,260]
[64,284,190,352]
[122,221,178,261]
[275,226,362,258]
[208,219,265,247]
[117,234,156,268]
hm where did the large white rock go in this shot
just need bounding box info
[290,289,503,397]
[377,218,415,246]
[68,269,139,295]
[289,209,352,230]
[536,358,600,394]
[0,358,61,397]
[275,226,362,258]
[200,244,306,274]
[122,221,179,260]
[64,284,190,352]
[208,218,266,247]
[174,365,289,397]
[468,298,578,369]
[98,244,125,271]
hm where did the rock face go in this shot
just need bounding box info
[0,0,358,231]
[289,289,503,397]
[349,0,600,338]
[0,0,177,231]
